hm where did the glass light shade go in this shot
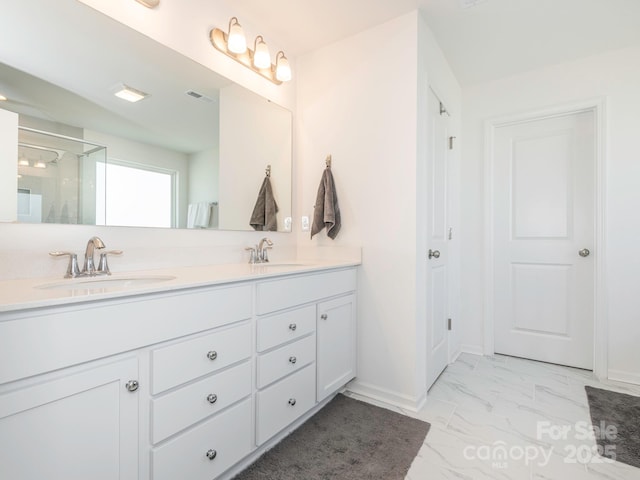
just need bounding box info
[227,21,247,54]
[253,37,271,69]
[275,54,292,82]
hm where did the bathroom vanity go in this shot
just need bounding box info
[0,261,358,480]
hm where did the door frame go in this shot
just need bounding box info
[483,98,607,378]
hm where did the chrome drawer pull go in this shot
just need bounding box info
[206,449,217,460]
[288,398,296,406]
[207,350,218,361]
[289,323,297,331]
[320,314,328,320]
[125,380,139,392]
[207,393,218,404]
[289,356,297,364]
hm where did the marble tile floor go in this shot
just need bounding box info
[346,353,640,480]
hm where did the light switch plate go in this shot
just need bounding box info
[284,217,292,231]
[301,216,310,232]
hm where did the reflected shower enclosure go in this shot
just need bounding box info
[17,127,106,225]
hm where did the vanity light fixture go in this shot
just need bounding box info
[134,0,160,8]
[210,17,291,85]
[114,84,149,103]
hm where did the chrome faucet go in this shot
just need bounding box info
[82,236,106,275]
[50,236,122,278]
[246,237,274,264]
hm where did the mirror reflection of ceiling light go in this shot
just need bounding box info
[34,160,47,169]
[114,85,149,103]
[18,156,30,166]
[0,94,7,101]
[210,17,291,85]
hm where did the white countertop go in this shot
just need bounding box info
[0,259,360,313]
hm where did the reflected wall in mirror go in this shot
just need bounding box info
[0,0,292,232]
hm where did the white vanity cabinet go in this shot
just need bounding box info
[0,356,139,480]
[317,294,357,402]
[0,264,358,480]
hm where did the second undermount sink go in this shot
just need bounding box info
[35,275,176,291]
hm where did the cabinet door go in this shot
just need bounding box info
[317,294,357,402]
[0,357,138,480]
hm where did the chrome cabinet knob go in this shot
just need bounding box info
[288,398,296,406]
[125,380,139,392]
[206,449,217,460]
[289,356,297,364]
[578,248,591,257]
[207,350,218,361]
[207,394,218,404]
[320,314,328,320]
[288,323,297,331]
[428,249,440,259]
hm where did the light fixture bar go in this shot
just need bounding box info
[210,26,289,85]
[134,0,160,8]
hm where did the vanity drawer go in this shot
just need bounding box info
[256,305,316,352]
[151,322,251,394]
[256,268,357,315]
[257,334,315,389]
[256,364,316,445]
[151,361,251,444]
[152,398,252,480]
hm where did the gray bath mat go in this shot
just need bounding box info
[585,386,640,468]
[234,394,430,479]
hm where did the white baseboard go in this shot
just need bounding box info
[449,348,462,364]
[460,344,484,356]
[345,380,426,413]
[608,369,640,386]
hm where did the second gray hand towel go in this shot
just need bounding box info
[311,167,341,239]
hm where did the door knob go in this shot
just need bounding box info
[578,248,590,258]
[428,249,440,259]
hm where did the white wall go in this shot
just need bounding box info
[461,45,640,383]
[296,11,461,408]
[218,85,292,231]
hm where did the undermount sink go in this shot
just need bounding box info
[35,275,176,291]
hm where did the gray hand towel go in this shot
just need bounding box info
[311,167,341,239]
[250,176,278,231]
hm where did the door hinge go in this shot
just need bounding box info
[447,318,452,331]
[449,136,456,150]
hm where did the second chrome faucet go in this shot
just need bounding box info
[246,237,273,264]
[50,236,122,278]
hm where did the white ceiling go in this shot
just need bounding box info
[228,0,640,86]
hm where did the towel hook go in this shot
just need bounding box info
[265,164,271,177]
[325,155,332,168]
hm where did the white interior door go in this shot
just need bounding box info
[426,89,449,390]
[492,110,595,369]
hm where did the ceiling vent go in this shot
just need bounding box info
[185,90,214,103]
[459,0,487,8]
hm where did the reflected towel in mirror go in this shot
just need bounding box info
[250,177,278,231]
[311,167,341,239]
[187,202,211,228]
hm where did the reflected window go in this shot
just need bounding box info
[96,161,175,228]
